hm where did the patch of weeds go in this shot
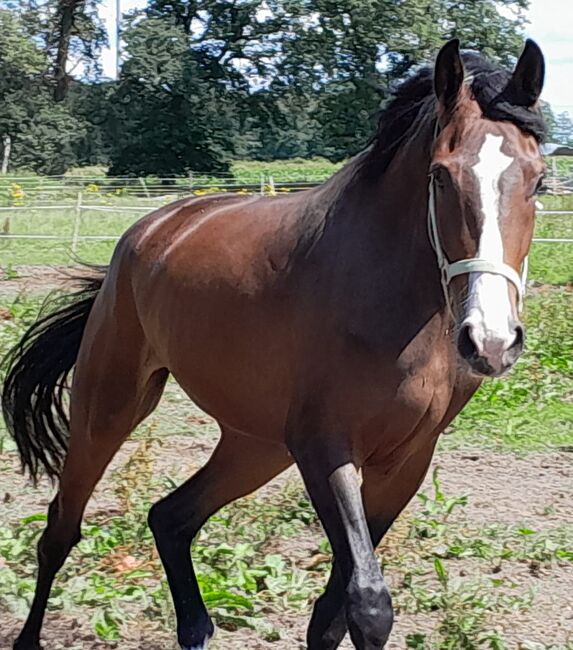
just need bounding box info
[443,524,573,568]
[401,558,527,648]
[410,468,468,540]
[447,287,573,452]
[0,433,321,644]
[384,470,570,649]
[1,264,19,281]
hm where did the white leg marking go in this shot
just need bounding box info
[464,134,517,368]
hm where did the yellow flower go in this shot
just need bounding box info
[10,183,24,200]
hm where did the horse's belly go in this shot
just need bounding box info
[147,292,298,439]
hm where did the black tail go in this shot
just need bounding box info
[1,268,107,484]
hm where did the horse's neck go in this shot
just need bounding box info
[336,137,440,285]
[294,140,445,329]
[375,133,434,239]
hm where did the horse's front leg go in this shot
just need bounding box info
[305,437,439,649]
[289,435,393,650]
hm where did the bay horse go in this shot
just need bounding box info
[2,39,546,650]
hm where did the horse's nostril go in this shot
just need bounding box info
[510,324,525,352]
[457,324,478,360]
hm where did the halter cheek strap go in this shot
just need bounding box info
[427,170,528,316]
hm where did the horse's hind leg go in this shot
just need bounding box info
[148,427,292,650]
[14,325,168,650]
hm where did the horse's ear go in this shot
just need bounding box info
[434,39,465,112]
[510,39,545,107]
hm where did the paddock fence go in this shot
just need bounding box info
[0,166,572,254]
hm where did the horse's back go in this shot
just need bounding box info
[124,194,297,286]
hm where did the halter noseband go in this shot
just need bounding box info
[427,122,528,317]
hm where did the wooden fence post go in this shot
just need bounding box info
[138,177,151,197]
[71,191,82,254]
[1,135,11,175]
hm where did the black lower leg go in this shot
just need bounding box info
[148,486,214,649]
[290,434,393,650]
[307,513,399,649]
[14,500,81,650]
[307,562,347,650]
[149,431,292,649]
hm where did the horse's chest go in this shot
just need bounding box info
[322,322,459,435]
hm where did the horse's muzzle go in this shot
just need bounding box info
[457,321,525,377]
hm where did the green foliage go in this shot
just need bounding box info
[412,469,468,540]
[106,17,237,176]
[390,471,571,649]
[540,101,557,142]
[253,0,530,160]
[448,286,573,451]
[0,434,319,642]
[1,0,539,172]
[552,112,573,147]
[0,9,86,174]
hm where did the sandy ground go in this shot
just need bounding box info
[1,434,572,650]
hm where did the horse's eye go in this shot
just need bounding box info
[430,166,447,187]
[534,175,545,195]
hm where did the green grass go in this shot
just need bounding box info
[0,460,321,643]
[231,157,342,182]
[446,286,573,452]
[0,456,570,648]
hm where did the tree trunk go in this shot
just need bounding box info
[53,0,80,101]
[1,134,11,174]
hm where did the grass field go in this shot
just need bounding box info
[0,164,572,649]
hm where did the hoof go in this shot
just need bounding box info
[180,633,212,650]
[14,638,42,650]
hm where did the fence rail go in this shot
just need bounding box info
[0,195,571,247]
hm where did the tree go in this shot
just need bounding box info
[67,81,115,165]
[145,0,280,86]
[260,0,531,160]
[1,0,537,174]
[3,0,106,100]
[50,0,106,100]
[0,8,86,174]
[107,18,239,176]
[540,101,557,142]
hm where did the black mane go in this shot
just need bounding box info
[368,51,546,174]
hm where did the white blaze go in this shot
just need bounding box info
[464,134,516,365]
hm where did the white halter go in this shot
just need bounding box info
[427,123,528,317]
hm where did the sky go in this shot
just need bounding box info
[98,0,573,115]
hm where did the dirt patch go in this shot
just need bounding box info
[430,448,572,528]
[0,265,85,297]
[1,429,572,649]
